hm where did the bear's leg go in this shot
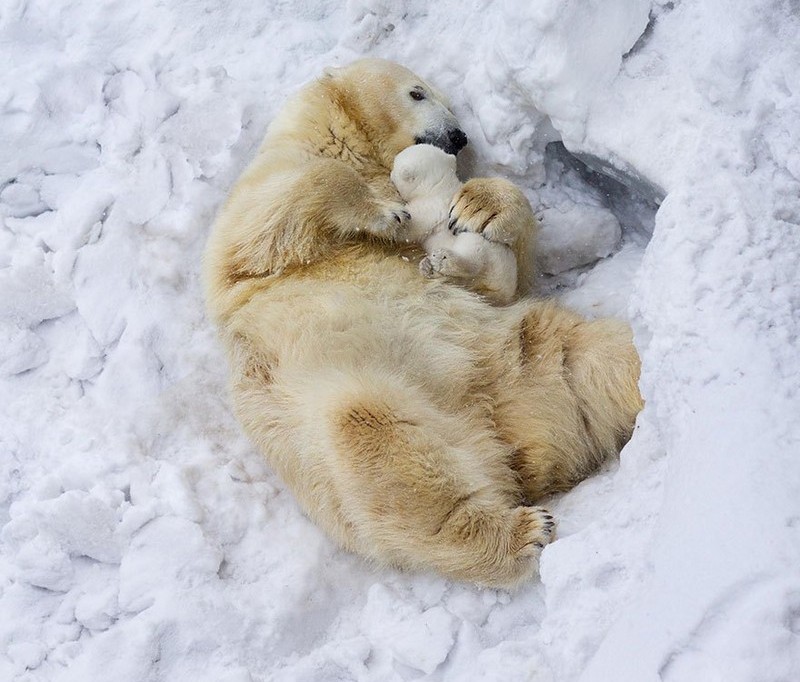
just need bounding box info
[326,373,556,587]
[294,159,411,239]
[494,302,642,501]
[213,159,412,286]
[558,315,643,456]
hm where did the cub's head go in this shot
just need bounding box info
[322,59,468,163]
[391,144,458,200]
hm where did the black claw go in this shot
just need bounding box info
[448,218,457,232]
[543,514,553,520]
[534,542,544,549]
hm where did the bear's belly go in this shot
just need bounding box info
[230,253,512,411]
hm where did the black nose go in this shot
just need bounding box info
[448,128,468,153]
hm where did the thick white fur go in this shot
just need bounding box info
[203,59,642,587]
[392,144,518,304]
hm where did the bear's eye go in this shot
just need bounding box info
[409,89,426,101]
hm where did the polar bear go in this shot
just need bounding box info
[204,59,642,587]
[391,144,521,304]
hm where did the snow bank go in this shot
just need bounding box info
[1,1,798,680]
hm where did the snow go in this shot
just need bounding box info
[1,0,799,680]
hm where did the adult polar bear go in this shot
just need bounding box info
[204,59,642,587]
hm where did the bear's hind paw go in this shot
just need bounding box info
[512,506,557,557]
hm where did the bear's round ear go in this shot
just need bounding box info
[399,168,417,185]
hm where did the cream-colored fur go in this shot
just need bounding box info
[391,144,519,304]
[204,59,643,588]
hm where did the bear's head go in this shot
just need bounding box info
[391,144,462,242]
[391,144,459,200]
[322,59,468,163]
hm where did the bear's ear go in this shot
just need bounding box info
[400,168,417,185]
[393,166,417,187]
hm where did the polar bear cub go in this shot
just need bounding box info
[391,144,518,304]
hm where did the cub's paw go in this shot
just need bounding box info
[511,506,557,557]
[419,250,449,278]
[448,178,534,247]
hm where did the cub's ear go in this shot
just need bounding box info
[390,163,418,195]
[399,168,417,185]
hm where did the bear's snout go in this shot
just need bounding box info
[415,127,468,156]
[448,129,468,154]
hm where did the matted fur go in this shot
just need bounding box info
[204,59,642,587]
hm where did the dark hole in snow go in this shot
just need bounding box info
[544,141,662,245]
[533,143,661,310]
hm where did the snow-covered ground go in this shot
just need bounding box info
[2,0,799,680]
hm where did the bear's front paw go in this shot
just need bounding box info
[371,201,411,239]
[448,178,534,247]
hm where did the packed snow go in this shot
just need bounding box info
[1,1,798,680]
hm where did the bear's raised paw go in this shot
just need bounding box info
[448,177,534,248]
